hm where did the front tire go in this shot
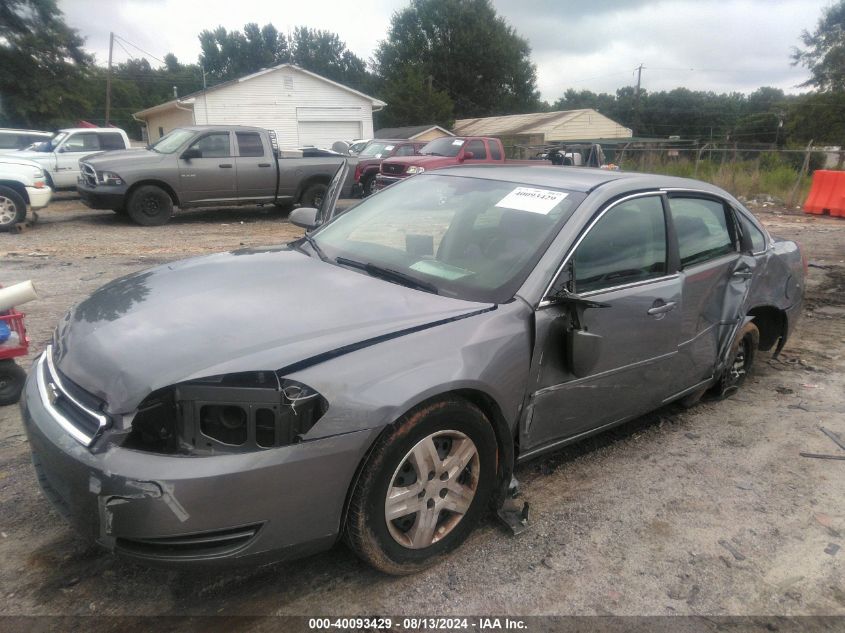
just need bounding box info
[345,398,497,575]
[0,185,26,231]
[363,174,377,197]
[127,185,173,226]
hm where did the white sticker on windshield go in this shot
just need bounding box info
[495,187,568,215]
[452,139,465,146]
[385,145,395,150]
[374,153,383,158]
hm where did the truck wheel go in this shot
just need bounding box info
[300,183,327,208]
[0,360,26,406]
[0,185,26,231]
[345,398,497,575]
[127,185,173,226]
[363,174,377,197]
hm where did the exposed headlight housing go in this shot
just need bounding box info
[97,170,124,186]
[123,372,328,455]
[406,166,425,174]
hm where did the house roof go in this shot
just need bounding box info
[134,64,386,119]
[374,125,454,139]
[453,109,629,137]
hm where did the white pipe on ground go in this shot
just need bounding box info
[0,280,38,311]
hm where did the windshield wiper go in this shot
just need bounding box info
[336,257,439,294]
[302,233,328,262]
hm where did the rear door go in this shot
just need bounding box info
[177,131,236,204]
[234,131,276,201]
[666,193,743,390]
[523,193,682,453]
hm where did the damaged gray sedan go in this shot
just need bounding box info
[21,164,804,574]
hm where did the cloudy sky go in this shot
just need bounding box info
[59,0,826,100]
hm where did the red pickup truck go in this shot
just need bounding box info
[375,136,505,190]
[353,139,427,197]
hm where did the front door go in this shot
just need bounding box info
[523,193,682,454]
[177,132,236,204]
[54,132,100,187]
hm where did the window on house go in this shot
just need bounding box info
[283,76,294,90]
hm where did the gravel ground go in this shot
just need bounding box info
[0,196,843,622]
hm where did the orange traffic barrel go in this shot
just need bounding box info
[804,170,845,217]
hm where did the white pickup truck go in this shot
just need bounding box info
[0,127,131,189]
[0,156,52,231]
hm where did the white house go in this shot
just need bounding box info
[133,64,386,148]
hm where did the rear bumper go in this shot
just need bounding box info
[26,186,52,210]
[20,363,377,567]
[76,181,127,210]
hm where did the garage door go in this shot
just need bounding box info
[297,121,362,148]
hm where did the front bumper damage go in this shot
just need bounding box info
[21,369,377,566]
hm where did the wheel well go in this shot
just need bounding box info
[296,175,330,202]
[0,180,28,204]
[337,389,516,540]
[747,306,786,351]
[126,180,180,207]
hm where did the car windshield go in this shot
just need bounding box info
[358,142,397,158]
[420,138,465,157]
[150,128,196,154]
[312,174,585,303]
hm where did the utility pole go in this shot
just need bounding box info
[634,63,644,136]
[105,32,114,125]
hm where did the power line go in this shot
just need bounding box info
[113,34,168,66]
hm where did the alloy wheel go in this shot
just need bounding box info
[384,430,479,549]
[0,196,17,225]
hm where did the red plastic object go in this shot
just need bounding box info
[803,170,845,217]
[0,310,29,360]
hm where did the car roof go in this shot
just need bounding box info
[58,128,126,134]
[432,164,731,196]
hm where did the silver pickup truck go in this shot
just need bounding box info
[77,125,351,226]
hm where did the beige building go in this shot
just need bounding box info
[374,125,454,142]
[134,64,386,147]
[454,109,631,156]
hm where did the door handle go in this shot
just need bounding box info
[647,301,676,316]
[732,269,753,279]
[219,163,233,169]
[258,163,271,168]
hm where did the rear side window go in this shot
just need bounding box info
[464,140,487,160]
[98,133,125,150]
[236,132,264,157]
[489,141,502,160]
[574,195,667,293]
[669,197,736,267]
[736,212,766,253]
[63,133,100,152]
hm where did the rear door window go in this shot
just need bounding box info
[574,196,667,293]
[489,141,502,160]
[236,132,265,157]
[98,133,125,150]
[668,197,737,267]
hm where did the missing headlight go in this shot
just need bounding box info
[123,375,328,455]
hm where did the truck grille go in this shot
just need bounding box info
[382,163,405,176]
[37,346,109,446]
[80,163,97,187]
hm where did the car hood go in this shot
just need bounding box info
[83,149,165,168]
[7,150,51,162]
[0,156,44,170]
[54,246,492,413]
[382,154,456,169]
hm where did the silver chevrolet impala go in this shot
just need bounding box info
[21,164,804,574]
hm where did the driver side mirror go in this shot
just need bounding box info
[180,147,201,160]
[458,151,475,163]
[289,207,319,230]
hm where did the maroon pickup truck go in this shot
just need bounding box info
[375,136,505,190]
[353,139,426,196]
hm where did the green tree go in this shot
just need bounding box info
[199,23,288,81]
[0,0,93,127]
[375,67,454,129]
[375,0,540,119]
[792,1,845,91]
[290,27,372,92]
